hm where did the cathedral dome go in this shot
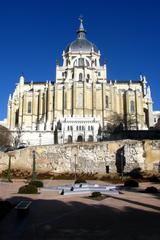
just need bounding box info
[65,39,98,53]
[65,18,98,53]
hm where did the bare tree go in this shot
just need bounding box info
[104,113,138,133]
[125,115,137,130]
[154,118,160,130]
[0,125,12,148]
[106,113,124,133]
[13,127,23,148]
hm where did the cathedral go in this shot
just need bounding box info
[6,19,154,146]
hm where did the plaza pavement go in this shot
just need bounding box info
[0,179,160,240]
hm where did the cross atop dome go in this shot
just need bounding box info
[77,15,86,39]
[65,17,98,53]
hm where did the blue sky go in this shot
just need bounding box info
[0,0,160,120]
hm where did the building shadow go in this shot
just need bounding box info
[116,146,126,174]
[0,194,160,240]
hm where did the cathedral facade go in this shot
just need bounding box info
[7,19,154,146]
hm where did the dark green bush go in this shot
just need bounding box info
[18,184,38,194]
[148,175,160,183]
[29,180,43,188]
[75,179,87,184]
[124,179,139,187]
[1,168,31,179]
[91,192,102,198]
[145,186,158,193]
[128,168,143,179]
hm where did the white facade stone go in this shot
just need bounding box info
[5,19,155,146]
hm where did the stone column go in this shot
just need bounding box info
[54,84,57,118]
[22,93,27,130]
[92,82,96,117]
[38,90,43,120]
[32,90,36,130]
[43,90,47,123]
[148,101,154,127]
[83,81,85,117]
[47,81,53,129]
[18,94,23,128]
[72,82,76,116]
[10,102,15,130]
[102,83,105,128]
[7,95,12,128]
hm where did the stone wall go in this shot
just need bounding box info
[0,140,160,174]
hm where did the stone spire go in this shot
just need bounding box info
[77,16,86,39]
[19,72,25,84]
[8,94,12,102]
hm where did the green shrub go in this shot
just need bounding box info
[148,175,160,183]
[29,180,43,188]
[18,184,38,194]
[1,168,31,179]
[75,179,87,184]
[145,186,158,193]
[124,179,139,187]
[128,168,143,179]
[91,192,102,198]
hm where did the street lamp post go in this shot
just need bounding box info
[74,153,77,182]
[7,155,12,182]
[6,152,15,182]
[32,150,36,181]
[39,133,42,145]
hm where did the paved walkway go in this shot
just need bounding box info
[0,180,160,239]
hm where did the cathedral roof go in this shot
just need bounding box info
[65,18,98,53]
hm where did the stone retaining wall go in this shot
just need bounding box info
[0,140,160,174]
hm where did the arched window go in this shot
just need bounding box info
[77,135,83,142]
[86,60,89,66]
[87,74,90,80]
[68,135,72,143]
[130,100,135,113]
[62,72,65,77]
[28,101,32,113]
[78,58,84,66]
[95,59,97,66]
[105,96,109,108]
[73,59,77,66]
[88,135,93,142]
[79,73,83,81]
[15,109,19,125]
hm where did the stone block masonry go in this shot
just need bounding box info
[0,140,160,174]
